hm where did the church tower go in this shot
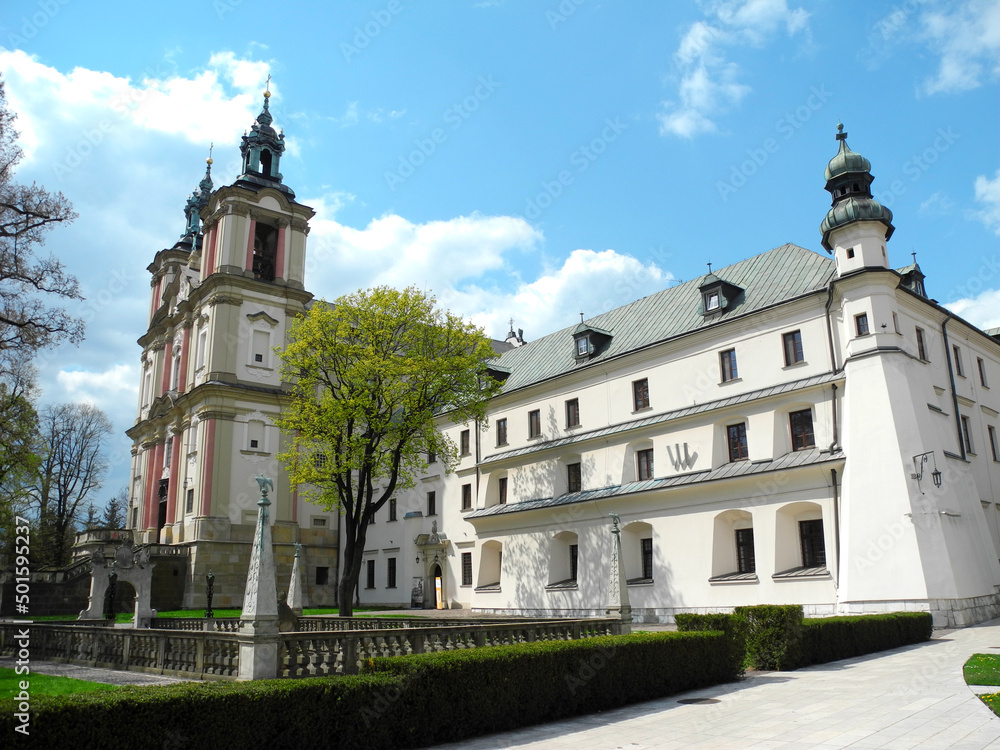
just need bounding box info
[127,87,340,609]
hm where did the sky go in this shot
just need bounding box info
[1,0,998,505]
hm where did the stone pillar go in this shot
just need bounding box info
[238,475,281,680]
[605,513,632,634]
[287,542,307,616]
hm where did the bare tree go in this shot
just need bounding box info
[0,350,40,488]
[0,76,82,356]
[31,403,113,567]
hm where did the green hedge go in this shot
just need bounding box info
[802,612,932,666]
[674,612,746,676]
[734,605,804,671]
[0,631,739,750]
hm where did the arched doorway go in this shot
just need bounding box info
[432,563,443,610]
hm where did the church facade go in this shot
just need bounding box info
[126,93,1000,627]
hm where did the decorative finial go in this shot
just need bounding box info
[911,251,917,264]
[608,512,620,531]
[836,122,847,141]
[207,142,214,166]
[264,73,271,99]
[707,261,712,273]
[579,312,585,323]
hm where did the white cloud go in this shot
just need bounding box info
[57,364,138,409]
[945,288,1000,331]
[329,101,406,127]
[658,0,810,138]
[970,171,1000,234]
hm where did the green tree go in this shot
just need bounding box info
[277,286,501,616]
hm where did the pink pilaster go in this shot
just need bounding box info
[166,433,182,524]
[142,449,156,530]
[178,326,190,392]
[200,419,216,516]
[205,226,218,276]
[245,218,256,271]
[160,341,173,393]
[275,225,286,280]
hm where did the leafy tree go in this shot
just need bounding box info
[30,403,113,567]
[277,286,502,616]
[102,484,128,529]
[0,76,82,356]
[0,351,41,488]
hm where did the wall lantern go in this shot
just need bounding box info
[911,451,942,491]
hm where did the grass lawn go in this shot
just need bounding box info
[0,667,119,698]
[963,654,1000,686]
[24,606,427,623]
[978,692,1000,718]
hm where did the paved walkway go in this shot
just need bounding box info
[424,619,1000,750]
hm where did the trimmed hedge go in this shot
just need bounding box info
[801,612,932,666]
[0,631,739,750]
[734,605,804,671]
[675,612,746,676]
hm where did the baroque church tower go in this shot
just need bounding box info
[126,87,339,608]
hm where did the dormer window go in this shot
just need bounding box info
[572,322,612,361]
[699,272,744,317]
[704,291,720,311]
[575,336,589,357]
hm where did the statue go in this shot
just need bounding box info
[103,570,118,620]
[256,475,274,497]
[205,571,215,618]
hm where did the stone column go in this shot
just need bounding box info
[287,542,307,616]
[238,476,281,680]
[605,513,632,634]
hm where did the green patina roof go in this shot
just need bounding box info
[493,243,836,394]
[824,130,871,182]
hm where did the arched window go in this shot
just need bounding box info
[547,531,579,587]
[477,541,502,590]
[260,149,273,177]
[252,223,277,282]
[622,521,654,583]
[774,502,827,576]
[710,510,756,580]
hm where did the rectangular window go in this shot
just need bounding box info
[978,357,988,388]
[892,312,900,334]
[704,290,720,311]
[196,329,208,369]
[185,488,194,514]
[567,462,582,493]
[311,517,327,528]
[575,336,589,357]
[427,450,437,464]
[566,398,580,428]
[461,483,472,511]
[782,331,804,366]
[916,327,927,361]
[131,507,138,528]
[855,313,869,337]
[387,558,397,589]
[633,378,650,410]
[637,448,654,481]
[314,452,328,469]
[789,409,815,451]
[388,498,397,522]
[989,425,999,462]
[569,544,579,581]
[461,552,473,586]
[735,528,756,574]
[427,490,436,516]
[727,423,748,462]
[365,559,376,589]
[460,429,470,456]
[252,329,269,367]
[720,349,738,382]
[640,538,653,580]
[800,519,826,567]
[528,409,541,438]
[498,476,507,505]
[316,566,329,586]
[496,417,508,446]
[961,415,974,454]
[953,345,964,377]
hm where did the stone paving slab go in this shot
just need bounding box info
[0,656,189,687]
[423,620,1000,750]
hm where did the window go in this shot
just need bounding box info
[185,488,194,514]
[498,476,507,505]
[567,462,582,493]
[727,423,748,462]
[365,559,376,589]
[961,415,974,454]
[916,327,927,361]
[460,429,470,456]
[855,312,869,337]
[528,409,541,438]
[637,448,654,481]
[388,498,397,522]
[316,567,329,586]
[196,328,208,369]
[461,483,472,511]
[314,453,327,469]
[461,552,473,586]
[427,490,437,516]
[799,520,826,567]
[496,418,508,446]
[387,558,397,589]
[704,290,720,311]
[735,528,756,574]
[954,345,965,377]
[247,420,264,452]
[427,450,437,464]
[171,353,181,390]
[892,312,900,334]
[846,247,855,259]
[569,544,579,581]
[782,331,803,366]
[566,398,580,428]
[633,378,650,411]
[978,357,989,388]
[311,517,327,528]
[131,507,138,528]
[640,538,653,580]
[720,349,738,382]
[251,329,269,367]
[989,426,999,462]
[789,409,815,451]
[575,336,589,357]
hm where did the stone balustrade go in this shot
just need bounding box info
[150,617,241,632]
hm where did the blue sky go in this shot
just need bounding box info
[1,0,998,502]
